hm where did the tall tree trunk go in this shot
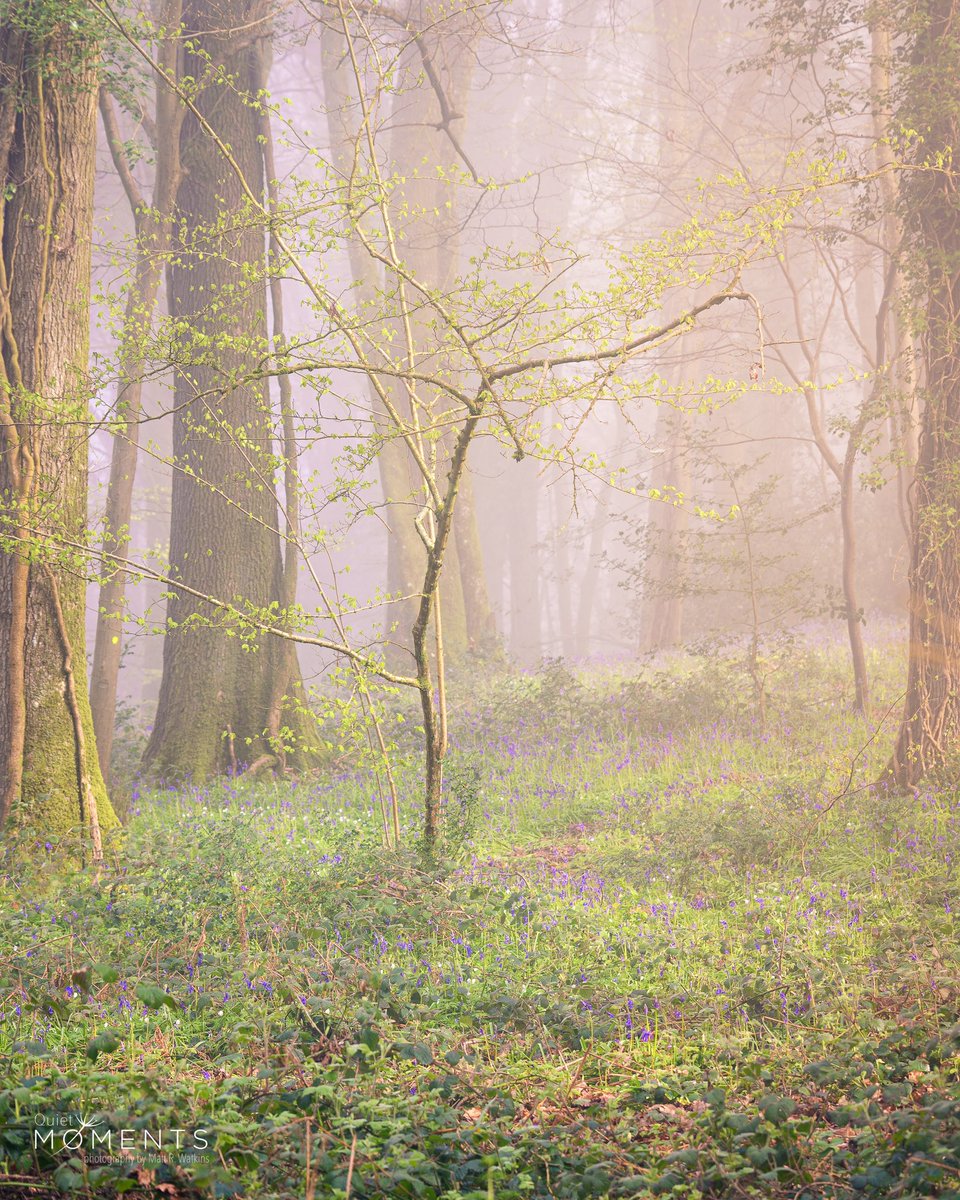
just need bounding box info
[885,0,960,787]
[641,0,701,650]
[551,486,577,659]
[871,19,919,543]
[90,8,183,786]
[143,0,314,780]
[575,493,610,659]
[0,14,118,844]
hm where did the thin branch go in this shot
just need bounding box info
[98,88,146,217]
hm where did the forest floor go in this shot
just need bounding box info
[2,627,960,1198]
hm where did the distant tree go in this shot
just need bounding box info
[319,2,497,663]
[90,0,183,786]
[0,3,118,850]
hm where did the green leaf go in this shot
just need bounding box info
[86,1030,121,1061]
[759,1094,797,1125]
[53,1165,83,1190]
[135,983,177,1010]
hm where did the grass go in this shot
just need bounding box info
[1,625,959,1198]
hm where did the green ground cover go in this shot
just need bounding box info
[1,629,959,1198]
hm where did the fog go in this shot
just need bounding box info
[84,0,909,740]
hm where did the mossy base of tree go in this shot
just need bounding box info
[142,663,327,784]
[12,674,119,847]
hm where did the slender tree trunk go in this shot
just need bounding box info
[840,439,870,714]
[454,466,497,653]
[90,12,183,785]
[509,458,542,665]
[575,493,609,659]
[552,487,576,659]
[412,412,481,847]
[778,242,873,714]
[645,406,688,650]
[143,0,315,780]
[0,15,118,843]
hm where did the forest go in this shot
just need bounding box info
[1,0,959,1196]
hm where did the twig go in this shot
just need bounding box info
[344,1133,358,1199]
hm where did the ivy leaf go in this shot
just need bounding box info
[135,983,177,1011]
[86,1030,120,1061]
[759,1094,797,1125]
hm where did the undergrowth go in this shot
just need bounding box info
[2,626,959,1198]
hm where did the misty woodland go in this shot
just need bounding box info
[0,0,959,1196]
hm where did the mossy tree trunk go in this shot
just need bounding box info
[142,0,316,781]
[0,12,118,844]
[886,0,960,787]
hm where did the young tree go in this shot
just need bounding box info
[0,4,118,848]
[319,2,495,663]
[99,0,778,846]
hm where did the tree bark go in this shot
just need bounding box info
[644,406,689,651]
[576,492,610,659]
[142,0,315,780]
[0,14,118,843]
[871,19,919,543]
[885,0,960,787]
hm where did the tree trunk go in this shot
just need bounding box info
[454,467,498,654]
[575,493,609,659]
[142,0,315,780]
[0,15,118,844]
[885,0,960,787]
[509,458,542,665]
[644,406,688,651]
[90,15,182,786]
[871,19,919,544]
